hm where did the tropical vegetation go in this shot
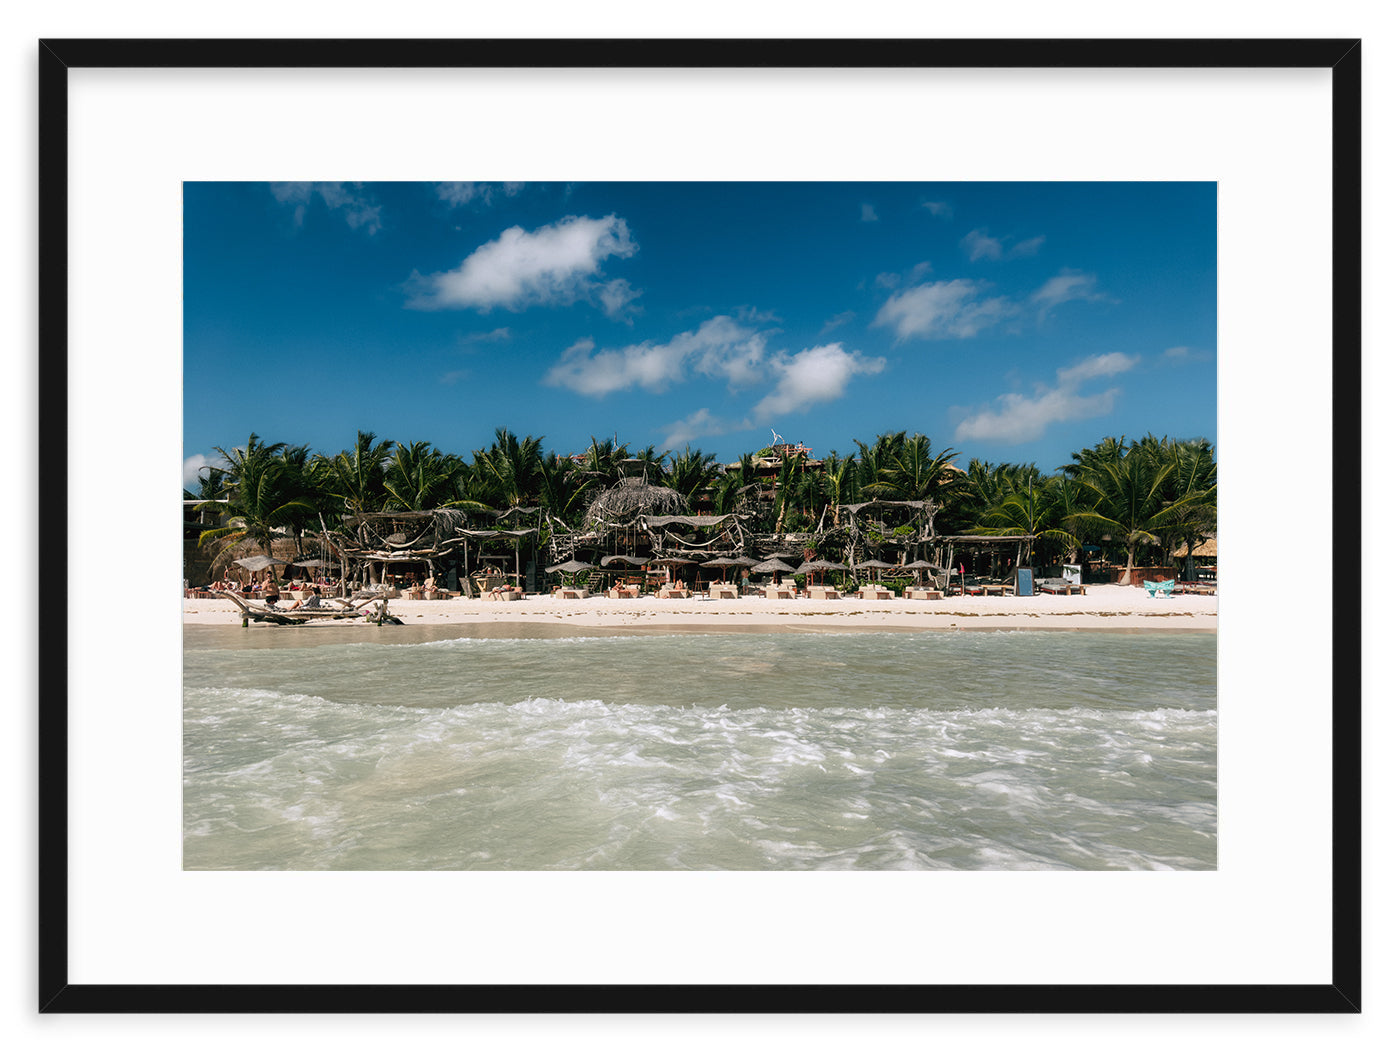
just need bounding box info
[189,429,1216,574]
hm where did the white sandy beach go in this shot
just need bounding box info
[183,584,1217,633]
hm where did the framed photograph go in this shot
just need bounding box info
[40,38,1360,1013]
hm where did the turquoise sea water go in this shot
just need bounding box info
[183,627,1216,870]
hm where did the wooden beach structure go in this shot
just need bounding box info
[222,591,400,626]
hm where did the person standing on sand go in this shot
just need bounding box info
[261,572,280,608]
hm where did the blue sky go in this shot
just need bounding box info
[183,181,1215,485]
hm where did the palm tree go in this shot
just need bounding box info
[820,452,857,512]
[976,476,1079,567]
[771,448,806,532]
[573,436,630,494]
[537,451,590,524]
[663,446,721,510]
[473,428,545,509]
[312,430,392,515]
[868,434,964,506]
[1060,435,1129,478]
[183,464,227,503]
[1155,438,1218,573]
[711,471,746,516]
[383,441,469,511]
[854,431,908,498]
[1064,440,1194,576]
[197,433,316,576]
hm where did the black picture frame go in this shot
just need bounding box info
[38,37,1362,1014]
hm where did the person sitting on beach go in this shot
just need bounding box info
[423,574,437,600]
[289,586,322,610]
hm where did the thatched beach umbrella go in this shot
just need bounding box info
[750,556,796,578]
[900,559,940,586]
[602,554,650,583]
[546,558,595,574]
[209,536,301,583]
[601,555,650,567]
[701,556,746,584]
[854,557,895,582]
[796,559,846,587]
[545,558,596,586]
[235,555,291,572]
[650,555,696,584]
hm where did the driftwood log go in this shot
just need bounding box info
[222,592,399,626]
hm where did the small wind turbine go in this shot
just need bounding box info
[771,429,783,445]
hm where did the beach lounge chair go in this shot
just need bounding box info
[763,584,795,599]
[1143,579,1176,598]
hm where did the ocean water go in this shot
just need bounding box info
[183,627,1217,870]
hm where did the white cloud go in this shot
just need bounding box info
[961,229,1044,261]
[921,201,952,218]
[751,343,886,419]
[543,316,768,397]
[953,352,1139,445]
[820,310,856,335]
[873,279,1016,342]
[270,182,382,234]
[597,278,642,321]
[439,369,472,386]
[545,322,883,428]
[435,182,524,208]
[407,214,638,314]
[183,454,216,489]
[1057,351,1137,385]
[1009,235,1046,258]
[663,408,740,447]
[961,229,1004,261]
[861,203,879,222]
[873,272,901,290]
[460,327,512,345]
[1031,269,1105,319]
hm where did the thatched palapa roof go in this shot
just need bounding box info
[584,478,689,528]
[1172,537,1218,558]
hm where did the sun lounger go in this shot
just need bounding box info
[805,585,841,599]
[763,585,795,599]
[708,584,740,599]
[906,587,943,600]
[557,587,589,599]
[1143,579,1176,598]
[857,585,895,600]
[657,586,690,598]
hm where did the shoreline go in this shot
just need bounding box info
[183,584,1217,637]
